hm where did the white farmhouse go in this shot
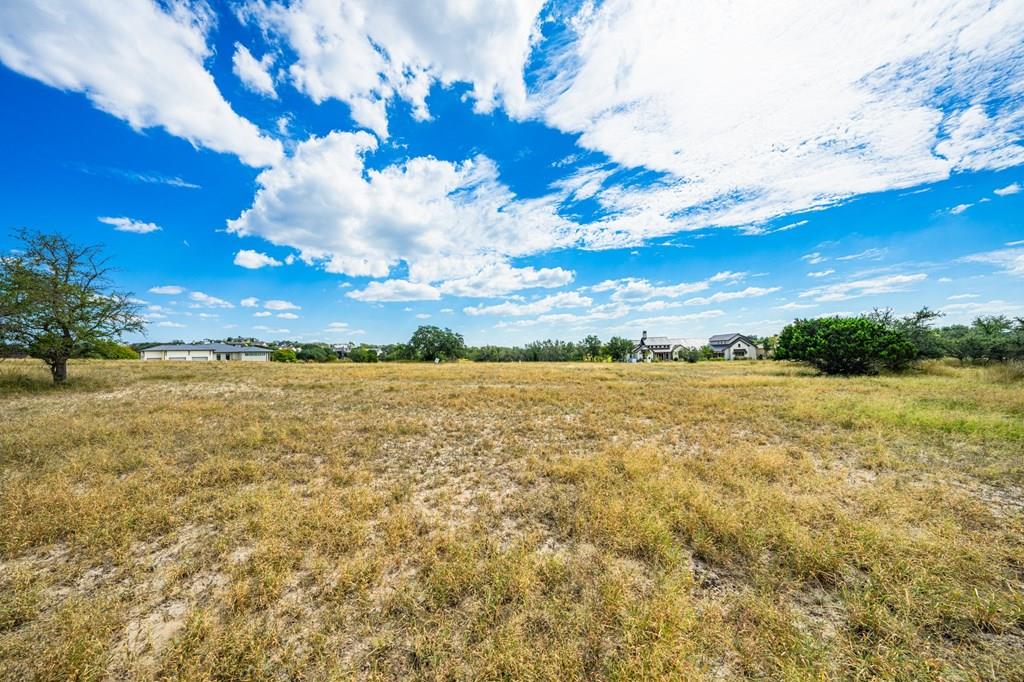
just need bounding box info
[140,343,272,361]
[631,331,688,361]
[708,334,762,360]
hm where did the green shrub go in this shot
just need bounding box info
[775,317,915,375]
[76,339,138,360]
[348,347,379,363]
[271,349,297,363]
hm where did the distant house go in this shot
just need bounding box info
[631,331,688,361]
[140,343,272,362]
[708,333,762,360]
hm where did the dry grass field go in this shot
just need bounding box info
[0,360,1022,680]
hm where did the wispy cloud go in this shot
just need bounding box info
[800,273,927,302]
[98,216,161,234]
[962,247,1024,277]
[994,182,1021,196]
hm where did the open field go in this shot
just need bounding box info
[1,360,1022,680]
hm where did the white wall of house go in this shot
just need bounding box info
[724,339,756,359]
[141,349,269,361]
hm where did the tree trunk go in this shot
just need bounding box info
[50,358,68,384]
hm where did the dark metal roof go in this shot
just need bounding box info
[708,333,755,349]
[143,344,272,353]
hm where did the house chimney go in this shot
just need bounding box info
[642,330,647,341]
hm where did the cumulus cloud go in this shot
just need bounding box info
[232,42,276,98]
[276,312,299,319]
[529,1,1024,238]
[240,297,260,307]
[229,131,579,289]
[157,321,186,328]
[347,280,441,302]
[994,182,1021,196]
[149,285,184,295]
[464,292,592,317]
[595,271,745,303]
[189,291,234,308]
[98,216,161,234]
[949,203,973,215]
[234,249,283,269]
[240,0,545,137]
[438,263,574,297]
[0,1,282,166]
[962,247,1024,277]
[264,299,301,311]
[800,273,928,302]
[253,311,272,317]
[807,269,835,278]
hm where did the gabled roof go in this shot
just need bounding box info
[633,336,687,351]
[143,343,272,353]
[708,333,756,349]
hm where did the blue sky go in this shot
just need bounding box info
[1,1,1022,346]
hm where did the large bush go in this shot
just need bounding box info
[271,348,297,362]
[775,316,915,375]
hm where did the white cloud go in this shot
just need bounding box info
[529,1,1024,238]
[947,293,980,300]
[253,311,272,317]
[254,325,290,334]
[994,182,1021,196]
[241,0,545,137]
[232,42,276,98]
[276,312,299,319]
[949,203,973,215]
[234,249,283,269]
[625,309,726,328]
[438,263,574,297]
[229,131,579,287]
[189,291,234,308]
[836,248,887,261]
[683,286,781,306]
[98,216,161,234]
[807,269,835,278]
[197,312,218,319]
[962,247,1024,277]
[801,252,827,265]
[800,273,927,302]
[940,299,1023,318]
[596,271,745,303]
[0,2,282,166]
[347,280,441,302]
[157,321,186,328]
[415,313,431,319]
[440,308,454,314]
[149,285,184,295]
[264,299,301,311]
[775,302,819,310]
[464,291,592,317]
[1006,240,1024,247]
[240,297,260,307]
[495,302,630,329]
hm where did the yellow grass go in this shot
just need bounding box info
[1,359,1022,680]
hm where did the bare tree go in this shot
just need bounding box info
[0,230,143,383]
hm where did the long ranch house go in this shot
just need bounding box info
[140,343,272,362]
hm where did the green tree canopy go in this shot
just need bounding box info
[0,230,143,383]
[408,326,465,361]
[602,336,634,362]
[774,316,915,375]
